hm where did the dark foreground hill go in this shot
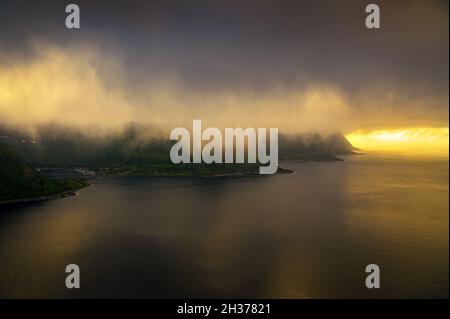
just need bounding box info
[0,141,87,201]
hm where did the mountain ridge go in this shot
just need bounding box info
[0,125,357,168]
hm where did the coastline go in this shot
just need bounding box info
[96,166,296,178]
[0,183,91,205]
[194,166,295,177]
[0,165,296,205]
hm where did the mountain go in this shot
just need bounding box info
[0,125,357,168]
[0,141,86,201]
[279,133,357,160]
[0,125,138,167]
[0,125,357,177]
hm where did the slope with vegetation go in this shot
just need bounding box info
[0,141,87,201]
[0,125,357,177]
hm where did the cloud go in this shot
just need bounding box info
[0,42,448,139]
[0,43,134,136]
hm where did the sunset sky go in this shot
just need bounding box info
[0,0,448,154]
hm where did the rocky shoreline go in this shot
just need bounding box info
[0,184,90,205]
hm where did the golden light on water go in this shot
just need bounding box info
[346,127,449,157]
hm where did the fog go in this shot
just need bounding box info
[0,43,447,139]
[0,0,448,139]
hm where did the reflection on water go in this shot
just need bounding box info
[0,155,448,298]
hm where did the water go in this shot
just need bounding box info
[0,155,448,298]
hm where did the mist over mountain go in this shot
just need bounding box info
[0,124,356,168]
[279,133,356,160]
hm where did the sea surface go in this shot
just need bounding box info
[0,154,448,298]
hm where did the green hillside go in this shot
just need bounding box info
[0,141,86,201]
[0,125,356,178]
[0,125,356,168]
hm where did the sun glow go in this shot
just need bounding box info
[346,127,449,157]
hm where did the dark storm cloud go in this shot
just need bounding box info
[0,0,448,132]
[0,0,448,90]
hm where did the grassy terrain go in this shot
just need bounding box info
[0,126,355,180]
[96,163,262,177]
[0,125,356,168]
[0,141,88,201]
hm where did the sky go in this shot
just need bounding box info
[0,0,448,152]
